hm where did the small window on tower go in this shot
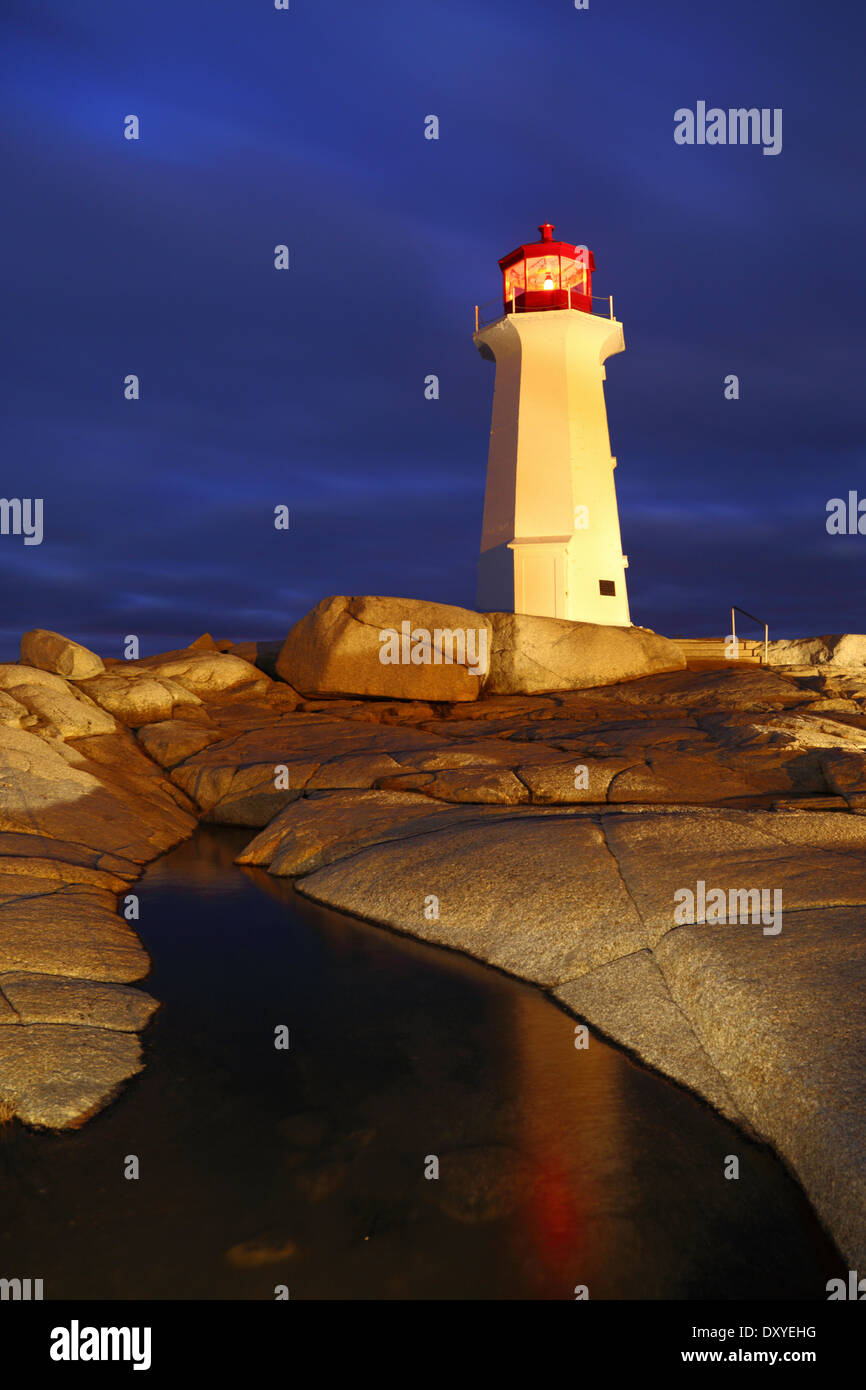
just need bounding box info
[599,580,616,596]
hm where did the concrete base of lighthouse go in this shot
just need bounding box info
[475,306,631,626]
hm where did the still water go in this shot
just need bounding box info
[0,827,843,1299]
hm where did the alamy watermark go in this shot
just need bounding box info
[826,492,866,534]
[674,880,782,935]
[50,1321,151,1371]
[1,1276,43,1299]
[827,1270,866,1299]
[378,621,488,677]
[675,103,782,156]
[0,498,43,545]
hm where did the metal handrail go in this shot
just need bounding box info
[730,605,769,663]
[474,291,615,331]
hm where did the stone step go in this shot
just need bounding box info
[671,637,764,666]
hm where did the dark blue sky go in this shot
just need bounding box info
[3,0,865,659]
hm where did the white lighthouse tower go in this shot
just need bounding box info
[474,222,630,626]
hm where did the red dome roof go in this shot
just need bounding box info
[498,223,596,274]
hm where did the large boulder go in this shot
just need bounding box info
[766,634,866,667]
[276,596,492,701]
[75,671,202,725]
[831,634,866,665]
[20,629,104,680]
[129,650,269,700]
[0,664,116,736]
[5,682,116,738]
[0,663,79,694]
[482,613,686,694]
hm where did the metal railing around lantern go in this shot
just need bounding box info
[474,291,616,332]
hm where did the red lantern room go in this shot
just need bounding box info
[499,222,595,314]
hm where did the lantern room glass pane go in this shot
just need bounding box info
[561,259,587,294]
[526,254,561,291]
[504,262,526,298]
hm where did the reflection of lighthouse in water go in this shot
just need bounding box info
[474,223,631,626]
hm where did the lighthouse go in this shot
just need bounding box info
[474,223,630,626]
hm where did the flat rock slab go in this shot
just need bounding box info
[298,815,648,986]
[821,749,866,804]
[554,951,743,1123]
[0,830,138,878]
[169,717,473,824]
[655,907,866,1268]
[0,856,129,894]
[173,716,455,773]
[606,751,792,804]
[160,671,860,819]
[0,972,157,1030]
[579,667,813,713]
[173,711,834,817]
[289,794,866,1266]
[601,808,866,934]
[516,756,635,803]
[0,1023,143,1129]
[376,767,531,803]
[136,720,225,768]
[761,809,866,849]
[0,885,149,982]
[0,727,195,861]
[239,789,525,875]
